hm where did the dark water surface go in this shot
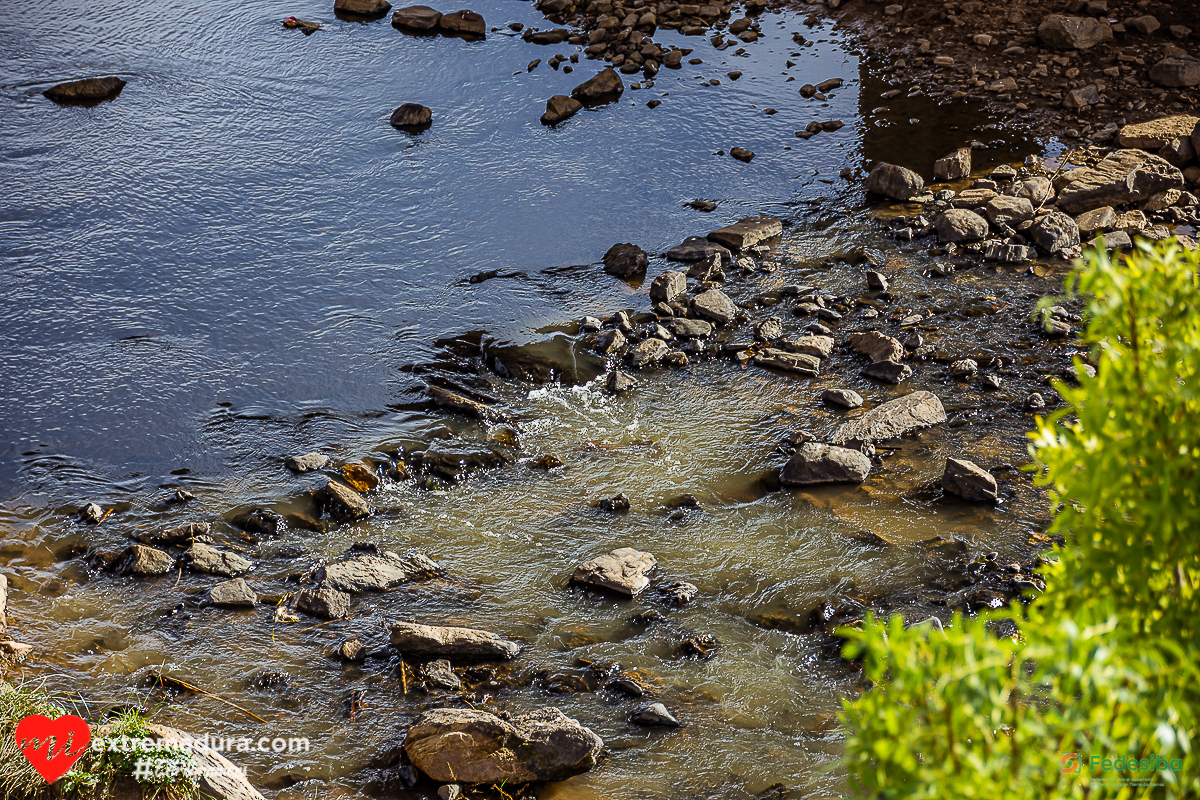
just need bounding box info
[1,1,1064,798]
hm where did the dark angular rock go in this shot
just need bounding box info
[43,76,126,104]
[391,5,442,29]
[541,94,582,125]
[390,104,432,129]
[438,9,486,36]
[864,162,925,200]
[942,458,998,502]
[603,243,648,278]
[631,703,680,727]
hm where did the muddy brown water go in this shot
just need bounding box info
[1,0,1077,797]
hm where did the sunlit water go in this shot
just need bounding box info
[1,0,1074,797]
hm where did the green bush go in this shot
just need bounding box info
[840,239,1200,799]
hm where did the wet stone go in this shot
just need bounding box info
[43,76,126,103]
[389,622,522,660]
[209,578,257,607]
[438,9,486,36]
[631,703,680,727]
[603,243,648,278]
[649,270,687,302]
[706,216,782,251]
[295,584,351,619]
[822,388,863,409]
[754,349,820,376]
[117,545,175,576]
[661,580,698,604]
[779,335,834,360]
[391,5,442,30]
[780,443,871,486]
[186,543,253,577]
[942,458,998,502]
[319,551,439,593]
[628,338,668,368]
[690,289,738,325]
[571,547,656,597]
[337,638,368,661]
[425,659,463,691]
[79,503,104,524]
[137,521,211,546]
[754,315,784,341]
[848,331,903,363]
[321,479,373,522]
[864,162,924,200]
[863,360,912,384]
[285,451,329,472]
[541,94,583,125]
[607,370,638,393]
[830,391,947,450]
[390,103,432,129]
[668,318,713,338]
[950,359,979,378]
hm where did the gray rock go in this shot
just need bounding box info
[425,659,462,691]
[1062,85,1101,110]
[1149,57,1200,88]
[1056,150,1184,214]
[1103,230,1133,250]
[983,243,1037,262]
[607,370,638,393]
[754,315,784,341]
[572,68,624,101]
[933,148,971,180]
[690,289,737,324]
[319,551,440,593]
[588,328,626,356]
[603,243,648,277]
[985,196,1034,227]
[707,216,782,250]
[295,585,351,619]
[631,703,680,727]
[337,638,368,661]
[1075,206,1116,235]
[950,359,979,378]
[650,270,687,302]
[209,578,257,607]
[571,547,657,597]
[864,162,925,200]
[438,9,486,36]
[666,236,729,262]
[628,338,668,368]
[43,76,126,103]
[942,458,998,502]
[79,503,104,523]
[285,451,329,472]
[541,94,582,125]
[336,0,393,16]
[935,209,989,242]
[391,5,442,29]
[1030,212,1081,254]
[822,388,863,409]
[848,331,903,363]
[116,545,175,576]
[1025,392,1047,410]
[830,391,947,449]
[186,543,253,577]
[661,580,698,603]
[866,270,888,291]
[754,349,820,376]
[1018,177,1054,205]
[779,335,834,360]
[137,521,211,546]
[780,443,872,485]
[863,360,913,384]
[405,707,603,784]
[1037,14,1112,49]
[389,621,522,659]
[321,479,373,522]
[438,785,463,800]
[668,318,713,338]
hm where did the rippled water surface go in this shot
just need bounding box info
[2,0,1070,797]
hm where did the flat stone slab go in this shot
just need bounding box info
[780,443,871,485]
[754,349,820,376]
[830,391,947,450]
[666,235,728,262]
[318,551,440,594]
[690,289,737,325]
[571,547,657,597]
[778,335,834,360]
[706,216,782,251]
[186,543,252,577]
[848,331,903,363]
[1056,150,1184,214]
[137,521,211,546]
[1116,115,1199,150]
[389,621,521,659]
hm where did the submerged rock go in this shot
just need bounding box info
[830,391,947,450]
[404,707,603,784]
[942,458,998,502]
[137,521,211,546]
[43,76,126,104]
[571,548,656,597]
[428,384,509,422]
[780,443,871,486]
[389,621,522,659]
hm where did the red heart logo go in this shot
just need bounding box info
[15,714,91,784]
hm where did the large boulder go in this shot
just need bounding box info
[863,162,925,200]
[1116,116,1200,150]
[318,551,440,593]
[1037,14,1112,49]
[390,103,432,129]
[391,5,442,30]
[438,9,486,36]
[541,94,582,125]
[571,548,657,597]
[335,0,393,17]
[780,443,871,486]
[572,68,624,102]
[1030,212,1081,254]
[933,148,971,181]
[848,331,903,363]
[934,209,989,242]
[389,621,522,659]
[405,707,603,784]
[706,216,782,250]
[942,458,998,502]
[1149,57,1200,88]
[830,391,947,450]
[602,243,647,277]
[43,76,126,104]
[1056,150,1184,214]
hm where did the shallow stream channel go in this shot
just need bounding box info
[1,0,1083,797]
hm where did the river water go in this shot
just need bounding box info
[2,0,1069,797]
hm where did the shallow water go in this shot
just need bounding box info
[2,0,1072,797]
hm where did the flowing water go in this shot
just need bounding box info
[1,0,1074,797]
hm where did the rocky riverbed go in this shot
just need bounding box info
[2,0,1198,796]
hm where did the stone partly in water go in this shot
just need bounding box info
[404,707,604,784]
[690,289,738,325]
[649,270,687,302]
[1037,14,1112,49]
[754,349,820,376]
[603,242,648,278]
[389,621,522,659]
[428,384,509,423]
[830,391,947,450]
[1055,150,1184,214]
[780,443,872,486]
[666,235,729,262]
[706,216,782,251]
[117,545,175,576]
[318,551,440,593]
[571,547,657,597]
[390,103,432,129]
[137,521,211,546]
[335,0,393,17]
[1030,211,1081,254]
[209,578,258,607]
[43,77,126,104]
[295,584,352,619]
[438,9,486,36]
[822,388,863,409]
[424,659,462,691]
[572,68,624,102]
[541,94,583,125]
[848,331,903,363]
[862,360,913,384]
[863,162,924,200]
[285,451,329,472]
[934,209,989,243]
[933,147,971,180]
[391,5,442,30]
[942,458,998,502]
[187,543,253,577]
[321,479,373,522]
[631,703,680,727]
